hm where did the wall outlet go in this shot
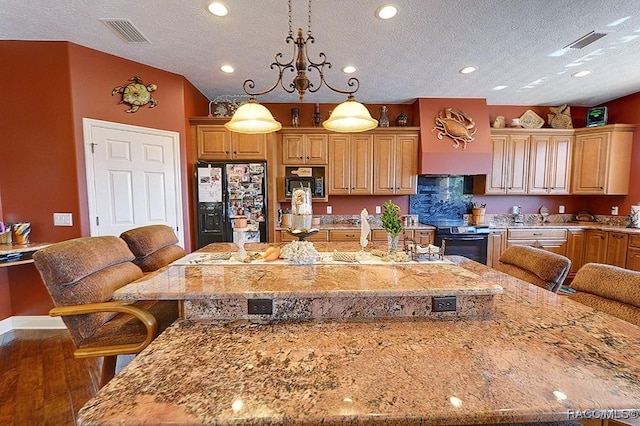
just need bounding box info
[327,205,333,214]
[375,205,381,214]
[53,213,73,226]
[247,299,273,315]
[558,205,565,214]
[432,296,457,312]
[612,206,619,215]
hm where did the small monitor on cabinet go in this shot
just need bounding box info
[586,106,608,127]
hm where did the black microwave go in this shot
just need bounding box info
[285,176,325,198]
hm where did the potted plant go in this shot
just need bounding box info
[381,200,403,253]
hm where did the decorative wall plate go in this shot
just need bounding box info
[112,76,158,113]
[519,110,544,128]
[432,107,477,150]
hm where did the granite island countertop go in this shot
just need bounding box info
[79,254,640,425]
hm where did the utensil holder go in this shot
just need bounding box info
[471,208,486,225]
[0,229,12,244]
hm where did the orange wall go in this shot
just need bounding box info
[0,41,208,319]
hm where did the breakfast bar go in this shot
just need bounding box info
[77,244,640,425]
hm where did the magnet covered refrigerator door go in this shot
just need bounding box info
[196,163,226,248]
[226,162,267,242]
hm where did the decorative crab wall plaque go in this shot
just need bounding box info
[432,107,477,150]
[112,76,158,113]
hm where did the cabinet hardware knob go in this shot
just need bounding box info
[299,156,303,159]
[306,156,310,159]
[533,233,542,236]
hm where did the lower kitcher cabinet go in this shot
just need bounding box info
[626,235,640,272]
[606,232,628,268]
[566,229,586,277]
[583,230,608,264]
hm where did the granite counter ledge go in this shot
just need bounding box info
[113,242,502,322]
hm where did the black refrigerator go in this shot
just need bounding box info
[195,161,268,248]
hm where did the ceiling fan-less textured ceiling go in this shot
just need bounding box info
[225,0,377,134]
[3,1,640,107]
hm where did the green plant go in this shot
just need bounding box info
[381,200,403,236]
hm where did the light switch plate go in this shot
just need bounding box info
[53,213,73,226]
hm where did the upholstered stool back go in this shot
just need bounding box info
[34,236,144,345]
[496,245,571,293]
[569,263,640,326]
[120,225,185,272]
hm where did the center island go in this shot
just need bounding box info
[77,242,640,425]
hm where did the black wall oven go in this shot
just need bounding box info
[430,221,490,264]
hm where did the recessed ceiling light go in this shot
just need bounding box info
[342,65,357,74]
[208,2,228,17]
[492,85,508,91]
[459,66,476,74]
[572,70,591,78]
[220,65,235,73]
[376,5,397,20]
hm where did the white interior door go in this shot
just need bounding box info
[83,118,184,246]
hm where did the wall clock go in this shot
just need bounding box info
[112,76,158,113]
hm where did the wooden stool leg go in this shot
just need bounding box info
[99,355,117,388]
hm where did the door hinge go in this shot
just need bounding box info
[90,142,97,154]
[96,216,100,226]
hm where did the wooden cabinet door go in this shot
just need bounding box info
[487,230,506,268]
[572,132,608,194]
[626,247,640,272]
[548,135,573,194]
[584,230,608,264]
[197,126,231,159]
[231,133,267,160]
[528,135,551,195]
[282,134,305,164]
[486,135,508,194]
[349,135,373,195]
[328,135,350,195]
[305,134,328,164]
[394,134,418,194]
[373,134,395,194]
[606,232,628,268]
[505,135,529,194]
[566,229,585,276]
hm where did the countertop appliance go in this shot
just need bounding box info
[425,219,490,264]
[195,161,268,249]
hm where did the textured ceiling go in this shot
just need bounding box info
[2,0,640,106]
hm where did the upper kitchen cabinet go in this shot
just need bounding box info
[194,124,267,161]
[485,131,529,194]
[373,131,419,195]
[571,124,636,195]
[527,132,573,195]
[328,133,373,195]
[280,130,328,165]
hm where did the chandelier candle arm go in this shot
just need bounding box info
[226,0,376,134]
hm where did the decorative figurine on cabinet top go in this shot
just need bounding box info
[432,107,477,150]
[547,104,573,129]
[395,112,408,127]
[112,76,158,113]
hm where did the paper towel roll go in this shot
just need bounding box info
[631,206,640,228]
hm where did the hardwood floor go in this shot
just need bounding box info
[0,329,101,425]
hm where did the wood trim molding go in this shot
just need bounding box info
[0,315,65,335]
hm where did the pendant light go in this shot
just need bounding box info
[225,0,377,134]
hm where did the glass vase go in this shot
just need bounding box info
[387,232,401,254]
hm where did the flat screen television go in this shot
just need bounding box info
[586,106,608,127]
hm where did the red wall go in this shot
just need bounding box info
[0,41,208,319]
[417,98,493,175]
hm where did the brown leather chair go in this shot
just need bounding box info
[120,224,185,272]
[33,236,178,387]
[495,245,571,293]
[568,263,640,326]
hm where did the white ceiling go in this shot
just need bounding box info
[3,0,640,106]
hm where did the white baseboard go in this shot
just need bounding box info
[0,316,66,334]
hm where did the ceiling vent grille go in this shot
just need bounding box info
[565,31,607,49]
[100,19,151,43]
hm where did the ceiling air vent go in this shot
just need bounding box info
[100,19,151,44]
[565,31,607,49]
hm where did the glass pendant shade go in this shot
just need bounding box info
[322,97,378,133]
[224,98,282,134]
